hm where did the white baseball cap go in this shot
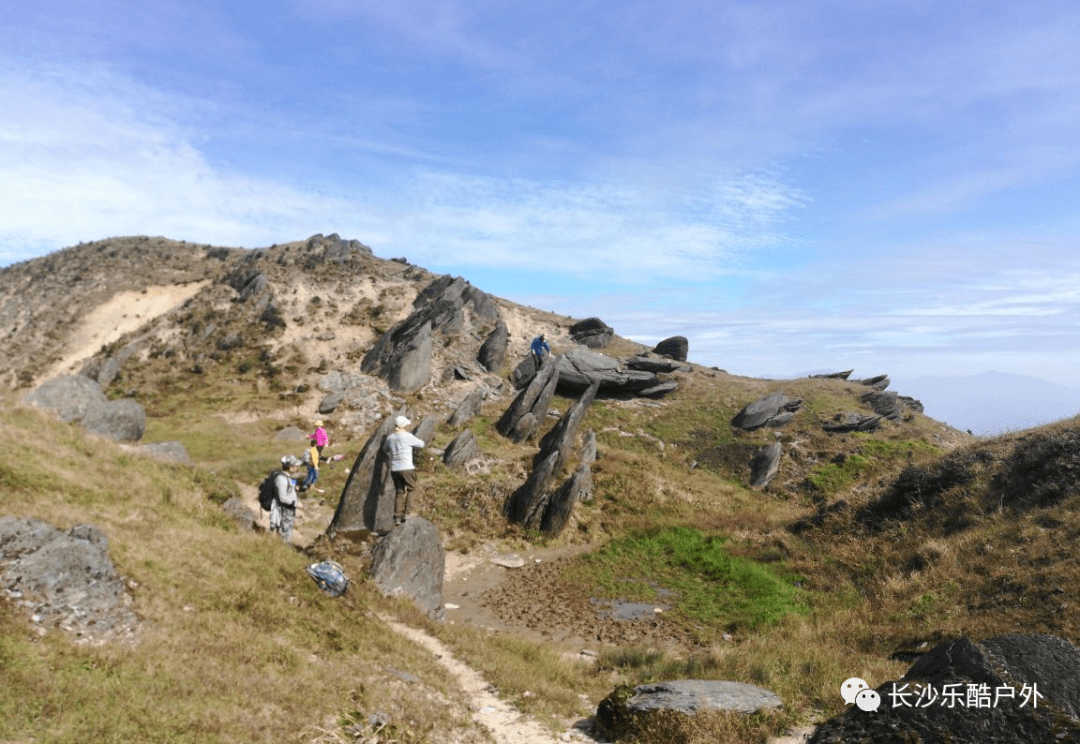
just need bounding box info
[395,415,411,428]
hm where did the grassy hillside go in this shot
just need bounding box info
[7,238,1079,744]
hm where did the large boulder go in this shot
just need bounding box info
[24,374,108,423]
[652,336,689,361]
[569,317,614,348]
[597,680,783,741]
[821,412,883,433]
[808,634,1080,743]
[731,392,802,430]
[0,517,140,643]
[25,375,145,442]
[368,518,445,620]
[81,397,146,442]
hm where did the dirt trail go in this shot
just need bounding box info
[382,616,599,744]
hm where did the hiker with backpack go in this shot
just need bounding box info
[383,416,425,527]
[263,455,301,543]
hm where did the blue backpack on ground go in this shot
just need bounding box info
[306,561,349,596]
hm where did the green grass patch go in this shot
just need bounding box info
[568,527,808,635]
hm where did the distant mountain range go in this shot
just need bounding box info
[890,371,1080,436]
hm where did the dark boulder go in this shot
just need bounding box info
[808,634,1080,744]
[749,441,782,488]
[510,354,538,389]
[822,412,883,433]
[810,369,853,379]
[539,463,593,537]
[443,430,481,469]
[731,392,803,430]
[625,354,689,374]
[477,321,509,372]
[857,374,890,391]
[329,409,410,537]
[652,335,689,361]
[862,390,924,421]
[569,317,614,348]
[447,387,487,428]
[368,517,445,620]
[597,680,783,742]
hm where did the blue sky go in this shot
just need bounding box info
[4,0,1080,395]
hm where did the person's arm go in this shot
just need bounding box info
[408,433,425,449]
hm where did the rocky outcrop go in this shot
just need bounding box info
[368,518,445,620]
[504,381,599,535]
[731,392,802,430]
[0,517,140,644]
[597,680,782,741]
[652,336,689,361]
[569,317,614,348]
[553,348,679,397]
[749,441,782,487]
[25,375,146,442]
[808,634,1080,743]
[362,275,502,393]
[497,356,561,443]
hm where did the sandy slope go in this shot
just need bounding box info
[42,282,208,381]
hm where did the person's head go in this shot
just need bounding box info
[539,334,545,341]
[281,455,300,471]
[310,437,317,446]
[395,415,411,430]
[314,419,324,428]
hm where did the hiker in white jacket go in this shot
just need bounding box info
[383,416,425,526]
[270,456,300,543]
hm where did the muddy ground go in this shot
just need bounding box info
[442,544,706,656]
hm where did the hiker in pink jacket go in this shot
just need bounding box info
[311,420,329,456]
